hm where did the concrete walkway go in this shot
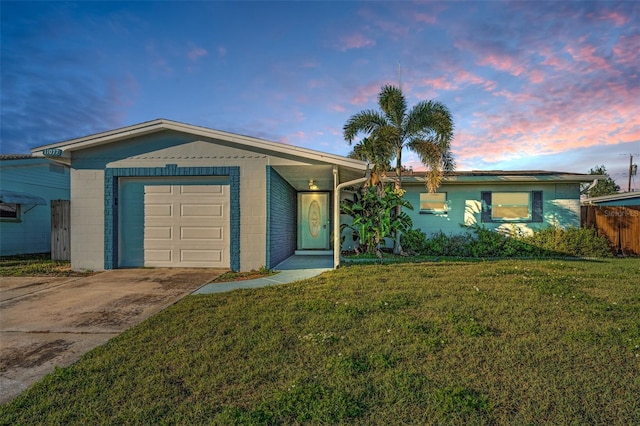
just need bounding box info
[193,255,333,295]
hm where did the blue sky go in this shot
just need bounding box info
[1,1,638,190]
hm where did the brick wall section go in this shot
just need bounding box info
[267,166,297,268]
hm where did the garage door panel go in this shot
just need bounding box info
[181,249,222,262]
[146,186,173,194]
[144,184,229,268]
[146,226,172,240]
[181,185,223,194]
[181,204,223,217]
[145,204,173,217]
[181,227,222,240]
[145,249,172,262]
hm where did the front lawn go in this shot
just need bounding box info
[1,259,639,424]
[0,253,92,277]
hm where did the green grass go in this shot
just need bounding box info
[0,253,93,277]
[213,266,277,282]
[2,259,639,425]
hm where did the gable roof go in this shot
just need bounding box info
[30,118,368,170]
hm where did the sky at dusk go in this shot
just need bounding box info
[1,1,639,190]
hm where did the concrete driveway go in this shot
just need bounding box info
[0,268,224,404]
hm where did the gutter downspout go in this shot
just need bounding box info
[333,165,371,269]
[583,179,599,204]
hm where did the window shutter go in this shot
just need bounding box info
[481,192,492,223]
[532,191,543,222]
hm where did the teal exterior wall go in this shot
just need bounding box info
[402,182,582,236]
[0,158,70,256]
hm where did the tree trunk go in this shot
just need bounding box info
[393,146,403,255]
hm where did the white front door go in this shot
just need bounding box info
[144,185,229,267]
[299,192,329,250]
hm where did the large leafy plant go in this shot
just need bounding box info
[341,185,413,256]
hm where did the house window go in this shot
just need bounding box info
[481,191,543,223]
[420,193,447,214]
[0,203,20,221]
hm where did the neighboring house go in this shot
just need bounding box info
[581,191,640,256]
[31,119,368,271]
[0,155,70,256]
[581,191,640,207]
[398,170,600,237]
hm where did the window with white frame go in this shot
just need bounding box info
[419,192,447,214]
[481,191,543,222]
[0,203,20,221]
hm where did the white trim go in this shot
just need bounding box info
[582,191,640,205]
[31,119,368,170]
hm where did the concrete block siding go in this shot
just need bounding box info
[69,134,316,272]
[70,169,104,270]
[267,166,297,269]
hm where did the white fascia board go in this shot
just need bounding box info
[30,119,367,171]
[583,191,640,204]
[159,121,367,170]
[31,119,167,153]
[402,174,604,184]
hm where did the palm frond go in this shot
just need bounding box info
[406,100,454,142]
[407,139,448,192]
[343,110,388,143]
[378,85,406,129]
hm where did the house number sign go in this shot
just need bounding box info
[42,148,63,157]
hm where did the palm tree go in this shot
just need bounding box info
[347,136,392,188]
[343,84,455,253]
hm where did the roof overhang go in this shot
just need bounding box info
[0,190,47,206]
[582,191,640,205]
[397,171,603,185]
[30,118,368,172]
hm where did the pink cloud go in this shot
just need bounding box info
[332,104,346,112]
[613,34,640,66]
[592,10,631,26]
[421,70,496,93]
[358,7,409,38]
[308,79,326,89]
[478,54,526,77]
[188,46,207,61]
[338,33,375,51]
[528,69,545,84]
[280,131,306,145]
[566,43,613,73]
[350,81,383,105]
[422,76,458,91]
[413,12,436,24]
[218,46,227,57]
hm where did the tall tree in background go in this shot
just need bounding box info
[583,165,620,197]
[347,136,392,188]
[343,84,455,253]
[344,85,455,193]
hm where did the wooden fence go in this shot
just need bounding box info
[51,200,70,261]
[581,205,640,256]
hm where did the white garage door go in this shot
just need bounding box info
[143,185,229,268]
